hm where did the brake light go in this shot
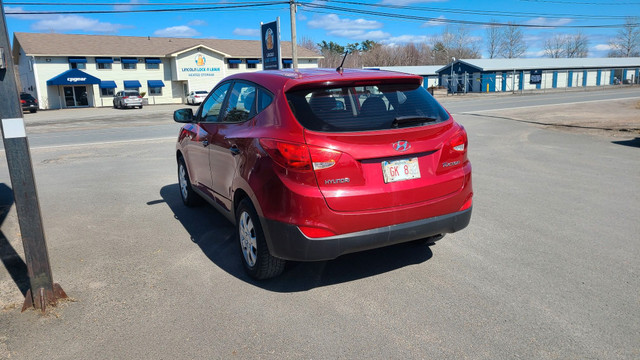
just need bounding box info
[259,139,341,172]
[440,126,468,170]
[123,96,129,99]
[20,99,26,104]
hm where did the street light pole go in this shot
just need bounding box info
[289,0,298,69]
[0,0,67,313]
[450,57,456,95]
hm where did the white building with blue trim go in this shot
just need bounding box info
[13,32,322,110]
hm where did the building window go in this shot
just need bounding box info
[70,62,86,70]
[228,59,241,69]
[122,58,138,70]
[247,63,257,69]
[97,63,112,70]
[101,88,115,96]
[145,58,161,70]
[149,87,162,96]
[282,62,292,69]
[69,57,87,69]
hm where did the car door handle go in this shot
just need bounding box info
[229,145,240,156]
[202,140,209,147]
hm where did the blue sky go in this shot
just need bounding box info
[4,0,639,59]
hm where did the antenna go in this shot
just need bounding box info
[336,50,349,74]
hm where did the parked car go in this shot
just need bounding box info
[186,90,208,105]
[113,90,143,109]
[20,92,38,113]
[174,69,473,279]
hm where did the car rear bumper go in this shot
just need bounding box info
[261,207,471,261]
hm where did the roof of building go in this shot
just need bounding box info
[436,57,640,73]
[363,66,442,76]
[13,32,323,59]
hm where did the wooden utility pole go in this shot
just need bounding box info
[0,0,67,313]
[290,0,298,69]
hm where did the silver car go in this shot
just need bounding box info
[113,90,143,109]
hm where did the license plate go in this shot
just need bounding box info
[382,158,421,183]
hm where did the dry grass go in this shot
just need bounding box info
[636,100,640,110]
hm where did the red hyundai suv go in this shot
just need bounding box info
[174,68,472,279]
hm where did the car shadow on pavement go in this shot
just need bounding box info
[0,183,30,296]
[612,137,640,148]
[159,184,434,292]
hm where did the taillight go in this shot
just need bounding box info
[20,99,26,104]
[123,96,129,99]
[259,139,341,172]
[440,125,468,171]
[33,99,37,104]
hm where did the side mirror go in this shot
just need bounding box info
[174,108,194,123]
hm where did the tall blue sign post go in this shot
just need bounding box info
[261,18,282,70]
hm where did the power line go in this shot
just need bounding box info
[316,0,630,20]
[301,2,637,29]
[4,2,288,15]
[520,0,640,5]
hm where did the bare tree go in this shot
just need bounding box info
[486,21,502,59]
[545,32,589,58]
[608,17,640,57]
[544,34,567,58]
[564,32,589,58]
[499,24,527,58]
[299,36,319,53]
[431,26,480,64]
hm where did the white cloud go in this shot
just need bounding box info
[233,28,260,37]
[307,14,385,40]
[297,13,308,21]
[4,6,49,20]
[31,15,128,33]
[525,50,547,57]
[380,34,430,46]
[153,26,200,37]
[421,15,447,27]
[188,20,208,27]
[308,14,382,32]
[114,0,148,12]
[593,44,612,51]
[525,17,573,27]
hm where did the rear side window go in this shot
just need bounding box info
[286,83,450,132]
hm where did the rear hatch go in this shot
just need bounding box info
[286,81,468,212]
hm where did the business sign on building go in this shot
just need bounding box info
[180,53,221,77]
[261,18,282,70]
[530,70,542,84]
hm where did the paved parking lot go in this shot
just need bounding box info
[1,93,639,359]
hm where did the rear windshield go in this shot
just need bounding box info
[286,83,450,132]
[124,91,140,96]
[20,93,35,101]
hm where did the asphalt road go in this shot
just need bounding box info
[0,90,638,359]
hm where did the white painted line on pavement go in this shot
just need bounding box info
[459,96,640,114]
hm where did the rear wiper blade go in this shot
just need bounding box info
[392,116,438,128]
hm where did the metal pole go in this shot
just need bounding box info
[0,1,67,313]
[289,0,298,69]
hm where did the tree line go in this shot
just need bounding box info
[304,17,639,68]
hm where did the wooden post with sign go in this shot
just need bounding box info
[0,0,67,313]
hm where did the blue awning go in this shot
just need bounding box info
[147,80,165,88]
[145,58,161,64]
[121,58,138,64]
[99,80,117,89]
[282,59,293,64]
[228,59,242,64]
[46,69,101,86]
[96,57,113,64]
[124,80,142,88]
[247,59,261,64]
[68,57,87,63]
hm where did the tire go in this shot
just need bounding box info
[139,105,143,109]
[236,198,285,279]
[30,109,37,113]
[177,157,202,207]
